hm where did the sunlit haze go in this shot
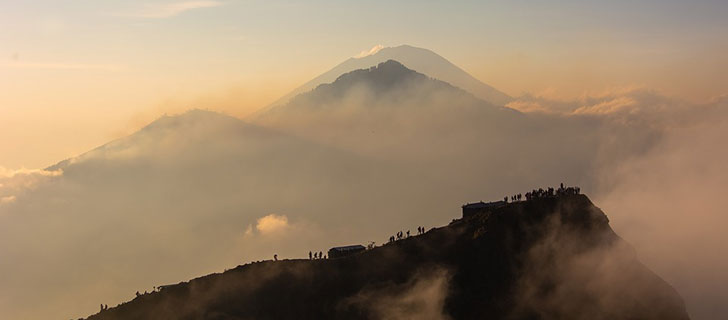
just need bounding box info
[2,0,727,168]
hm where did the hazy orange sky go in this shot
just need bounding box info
[2,0,727,168]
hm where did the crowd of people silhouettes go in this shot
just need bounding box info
[505,183,581,203]
[258,184,578,270]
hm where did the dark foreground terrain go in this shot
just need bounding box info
[86,194,688,320]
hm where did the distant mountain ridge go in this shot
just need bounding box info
[314,59,450,96]
[263,60,483,115]
[260,45,511,113]
[252,59,521,163]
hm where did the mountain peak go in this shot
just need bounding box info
[272,59,466,111]
[259,45,511,112]
[328,59,424,89]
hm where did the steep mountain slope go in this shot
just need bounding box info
[85,194,689,320]
[264,45,511,108]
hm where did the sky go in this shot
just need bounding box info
[1,0,727,169]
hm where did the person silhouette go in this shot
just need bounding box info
[274,254,278,261]
[319,251,323,259]
[309,251,312,260]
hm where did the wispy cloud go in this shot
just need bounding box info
[123,1,225,19]
[354,44,385,58]
[0,61,124,71]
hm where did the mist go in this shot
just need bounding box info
[595,103,728,320]
[0,60,725,319]
[504,90,728,319]
[343,267,452,320]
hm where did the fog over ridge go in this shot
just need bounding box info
[0,57,726,319]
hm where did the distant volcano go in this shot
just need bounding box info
[261,44,512,110]
[260,59,497,115]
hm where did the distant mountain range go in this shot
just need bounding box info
[262,44,512,110]
[0,46,670,320]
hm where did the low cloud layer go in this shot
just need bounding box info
[595,113,728,320]
[507,88,728,319]
[508,88,701,120]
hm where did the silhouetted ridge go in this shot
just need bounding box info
[327,59,427,90]
[85,194,689,320]
[304,60,463,102]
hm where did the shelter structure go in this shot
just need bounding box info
[462,200,506,218]
[328,245,366,259]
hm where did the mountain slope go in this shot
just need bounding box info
[254,60,523,163]
[261,59,496,115]
[0,109,437,320]
[263,44,511,109]
[85,194,689,320]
